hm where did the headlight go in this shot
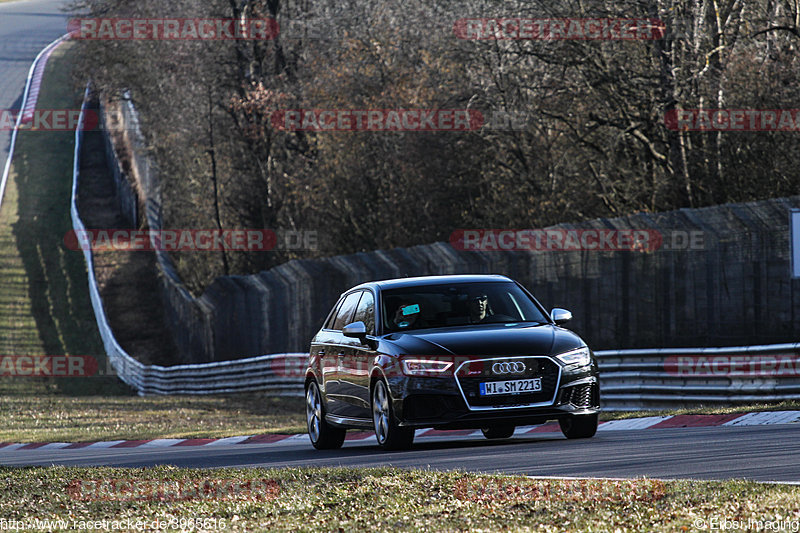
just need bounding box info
[556,347,592,368]
[401,358,453,376]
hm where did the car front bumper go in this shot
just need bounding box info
[389,365,599,429]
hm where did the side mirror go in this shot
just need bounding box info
[550,308,572,325]
[342,321,368,341]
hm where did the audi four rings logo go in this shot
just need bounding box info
[492,361,526,374]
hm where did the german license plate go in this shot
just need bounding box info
[480,378,542,396]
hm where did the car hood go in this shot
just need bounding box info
[383,323,585,357]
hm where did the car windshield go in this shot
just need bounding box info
[381,282,550,333]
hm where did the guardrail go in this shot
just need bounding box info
[74,89,800,406]
[72,88,306,396]
[101,84,800,364]
[596,343,800,410]
[1,34,70,213]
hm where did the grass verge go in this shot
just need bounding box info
[0,41,125,397]
[0,390,306,443]
[3,394,800,443]
[0,466,798,531]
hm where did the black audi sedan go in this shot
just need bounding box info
[304,274,600,450]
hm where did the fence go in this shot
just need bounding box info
[74,98,800,405]
[101,94,800,363]
[77,92,800,408]
[99,96,138,228]
[73,89,302,396]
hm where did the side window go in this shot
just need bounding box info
[352,291,375,335]
[331,291,362,331]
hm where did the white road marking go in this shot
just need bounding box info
[84,440,127,449]
[138,439,186,448]
[203,435,253,446]
[724,411,800,426]
[597,416,673,431]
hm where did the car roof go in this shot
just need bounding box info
[346,274,513,293]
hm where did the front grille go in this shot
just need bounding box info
[455,357,560,409]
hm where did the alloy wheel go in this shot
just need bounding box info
[373,381,390,444]
[306,383,322,442]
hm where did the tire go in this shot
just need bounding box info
[372,380,414,451]
[559,413,598,439]
[481,426,515,439]
[306,381,346,450]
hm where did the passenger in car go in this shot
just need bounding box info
[392,303,422,329]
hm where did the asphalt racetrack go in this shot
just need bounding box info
[0,0,798,488]
[2,424,799,482]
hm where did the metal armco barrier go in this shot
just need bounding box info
[74,90,800,404]
[2,34,70,213]
[104,91,800,364]
[597,343,800,410]
[72,88,308,396]
[104,353,307,396]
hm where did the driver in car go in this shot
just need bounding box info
[468,293,493,323]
